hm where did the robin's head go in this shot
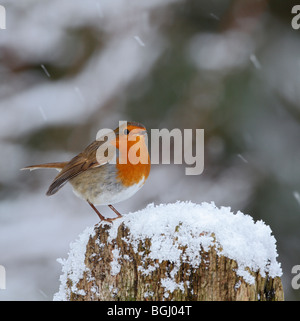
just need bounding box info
[95,121,149,167]
[113,121,147,148]
[114,121,147,139]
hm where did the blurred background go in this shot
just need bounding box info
[0,0,299,300]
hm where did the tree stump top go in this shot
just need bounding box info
[53,201,283,301]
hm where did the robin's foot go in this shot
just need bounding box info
[103,216,119,223]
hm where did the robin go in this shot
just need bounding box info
[21,121,151,222]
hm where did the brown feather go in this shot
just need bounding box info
[21,162,67,171]
[46,139,112,196]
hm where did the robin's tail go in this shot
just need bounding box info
[21,162,68,171]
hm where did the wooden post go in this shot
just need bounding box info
[54,203,284,301]
[57,226,283,301]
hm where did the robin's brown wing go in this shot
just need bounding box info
[46,133,117,196]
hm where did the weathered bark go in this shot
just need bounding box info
[65,222,284,301]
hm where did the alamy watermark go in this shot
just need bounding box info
[0,5,6,30]
[291,265,300,290]
[292,5,300,30]
[96,121,204,176]
[0,265,5,290]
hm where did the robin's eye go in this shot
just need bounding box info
[124,128,130,135]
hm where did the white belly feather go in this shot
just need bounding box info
[72,176,145,206]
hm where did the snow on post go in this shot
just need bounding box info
[53,201,284,301]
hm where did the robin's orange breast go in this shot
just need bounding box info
[116,155,151,187]
[114,132,151,187]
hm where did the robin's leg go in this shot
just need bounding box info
[87,201,117,222]
[108,204,122,218]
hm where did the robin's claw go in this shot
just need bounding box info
[101,216,120,223]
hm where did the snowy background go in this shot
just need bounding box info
[0,0,300,300]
